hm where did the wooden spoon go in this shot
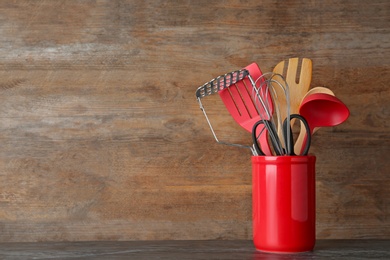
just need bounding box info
[294,87,335,154]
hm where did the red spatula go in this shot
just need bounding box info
[196,63,274,155]
[218,63,274,155]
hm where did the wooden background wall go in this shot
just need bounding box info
[0,0,389,242]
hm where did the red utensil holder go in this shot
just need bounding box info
[252,155,316,253]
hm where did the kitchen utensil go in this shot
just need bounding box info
[219,63,270,131]
[248,71,293,155]
[249,71,293,155]
[282,114,311,155]
[303,86,334,97]
[262,73,292,154]
[272,58,312,136]
[196,68,252,151]
[251,119,281,156]
[294,87,335,154]
[218,63,274,155]
[297,93,350,154]
[196,66,271,154]
[252,114,311,156]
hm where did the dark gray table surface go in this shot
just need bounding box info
[0,239,389,260]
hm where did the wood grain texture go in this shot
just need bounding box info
[0,0,389,242]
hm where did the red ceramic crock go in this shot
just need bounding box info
[252,155,316,253]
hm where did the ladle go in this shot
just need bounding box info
[294,87,335,154]
[297,92,350,154]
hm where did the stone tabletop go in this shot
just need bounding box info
[0,239,389,259]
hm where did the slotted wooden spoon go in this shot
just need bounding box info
[272,58,312,137]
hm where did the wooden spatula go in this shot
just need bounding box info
[272,57,312,138]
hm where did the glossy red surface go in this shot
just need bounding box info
[252,156,316,253]
[299,93,350,130]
